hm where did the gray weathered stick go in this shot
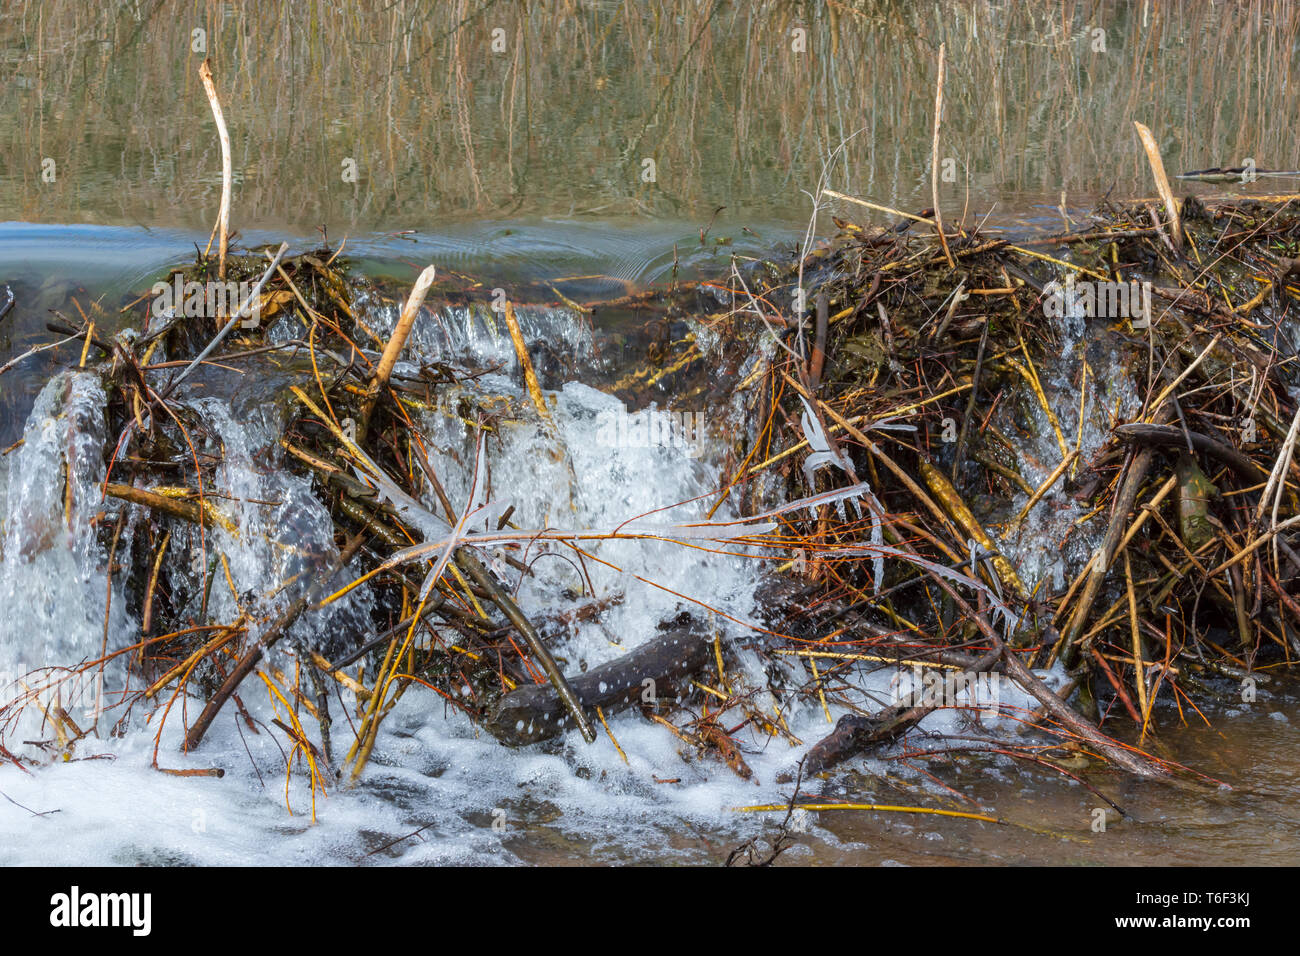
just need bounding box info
[161,242,289,399]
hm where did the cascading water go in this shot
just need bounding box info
[996,280,1142,594]
[0,283,1079,865]
[0,371,129,741]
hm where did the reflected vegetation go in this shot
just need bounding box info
[2,1,1298,231]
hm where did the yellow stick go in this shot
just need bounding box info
[1124,549,1151,738]
[1016,335,1070,460]
[595,706,628,764]
[1003,244,1109,280]
[773,648,963,669]
[77,321,95,368]
[809,655,833,724]
[1144,332,1222,421]
[309,651,373,701]
[734,802,1001,825]
[920,459,1028,599]
[503,301,556,431]
[1009,450,1078,532]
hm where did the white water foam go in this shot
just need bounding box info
[0,312,1062,865]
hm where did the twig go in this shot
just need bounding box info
[1133,121,1183,249]
[930,43,955,269]
[502,301,557,432]
[198,58,232,278]
[361,264,438,436]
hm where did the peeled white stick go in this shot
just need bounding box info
[360,265,438,438]
[1133,121,1183,249]
[373,265,438,388]
[930,42,954,268]
[199,58,232,279]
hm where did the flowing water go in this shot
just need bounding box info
[1,1,1299,865]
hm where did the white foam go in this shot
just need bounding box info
[0,309,1061,864]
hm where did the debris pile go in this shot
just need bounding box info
[4,188,1299,810]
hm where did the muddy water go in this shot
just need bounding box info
[812,704,1300,867]
[2,1,1300,865]
[508,700,1300,867]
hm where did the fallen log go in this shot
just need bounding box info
[1113,422,1265,481]
[801,706,929,777]
[485,623,712,746]
[800,644,1002,775]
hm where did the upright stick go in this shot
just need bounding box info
[1133,121,1183,249]
[199,59,232,279]
[503,301,557,431]
[360,264,438,437]
[931,43,955,269]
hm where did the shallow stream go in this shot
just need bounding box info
[2,1,1298,866]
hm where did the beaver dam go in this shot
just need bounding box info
[2,184,1300,863]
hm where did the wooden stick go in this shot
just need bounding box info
[198,59,232,279]
[141,530,170,637]
[822,189,929,225]
[928,43,955,268]
[1206,511,1300,577]
[809,293,828,389]
[919,458,1028,600]
[503,301,556,431]
[106,482,208,527]
[486,625,709,745]
[1046,471,1177,641]
[1133,121,1183,249]
[1114,422,1264,481]
[973,450,1034,495]
[371,265,438,391]
[1123,548,1150,736]
[360,264,437,435]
